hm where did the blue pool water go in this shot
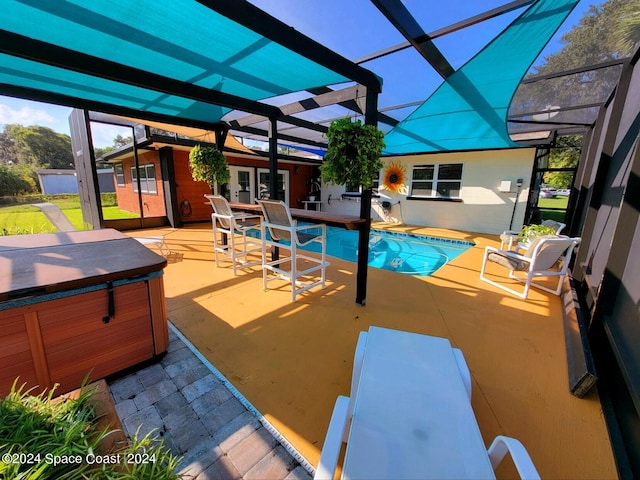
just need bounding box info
[254,226,474,276]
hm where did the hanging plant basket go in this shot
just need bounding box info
[321,118,385,189]
[188,145,230,188]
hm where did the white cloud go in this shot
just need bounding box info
[90,123,132,148]
[0,103,56,125]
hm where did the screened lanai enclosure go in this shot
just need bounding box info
[1,0,639,476]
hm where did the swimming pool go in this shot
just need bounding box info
[253,226,474,276]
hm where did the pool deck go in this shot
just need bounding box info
[120,222,617,479]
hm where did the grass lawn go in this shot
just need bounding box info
[538,196,569,223]
[538,196,569,209]
[0,199,139,235]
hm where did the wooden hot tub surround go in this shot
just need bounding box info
[0,229,169,396]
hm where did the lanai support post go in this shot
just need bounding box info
[356,88,379,305]
[268,117,280,261]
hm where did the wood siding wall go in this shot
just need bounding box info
[115,151,166,217]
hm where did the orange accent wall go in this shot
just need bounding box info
[114,151,166,217]
[115,148,319,223]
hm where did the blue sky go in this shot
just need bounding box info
[0,0,601,147]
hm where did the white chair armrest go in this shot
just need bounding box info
[314,395,351,480]
[453,348,472,401]
[233,212,261,221]
[484,245,530,262]
[487,435,540,480]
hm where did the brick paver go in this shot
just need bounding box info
[108,326,312,480]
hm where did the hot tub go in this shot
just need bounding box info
[0,229,169,396]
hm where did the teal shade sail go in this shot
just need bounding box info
[383,0,580,155]
[0,0,365,125]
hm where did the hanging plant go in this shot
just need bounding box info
[380,161,408,194]
[321,118,385,189]
[188,145,230,188]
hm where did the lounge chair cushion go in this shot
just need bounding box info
[487,251,529,271]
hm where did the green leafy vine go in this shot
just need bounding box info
[188,145,230,188]
[321,118,385,189]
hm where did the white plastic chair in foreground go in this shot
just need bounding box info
[32,202,169,256]
[480,235,580,299]
[205,194,262,275]
[314,332,477,480]
[257,199,329,303]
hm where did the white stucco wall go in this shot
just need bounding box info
[321,148,535,235]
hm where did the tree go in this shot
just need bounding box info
[0,130,18,165]
[511,0,640,122]
[0,164,37,195]
[544,135,583,189]
[113,134,132,148]
[1,124,74,169]
[611,2,640,53]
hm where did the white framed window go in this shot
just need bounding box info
[410,163,463,199]
[131,164,157,194]
[345,173,381,195]
[345,181,360,194]
[114,164,125,186]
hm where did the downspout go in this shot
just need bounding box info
[130,125,144,228]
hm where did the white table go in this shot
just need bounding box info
[342,326,495,479]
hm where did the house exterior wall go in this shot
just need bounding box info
[171,150,318,223]
[322,148,535,235]
[114,147,318,223]
[114,151,166,217]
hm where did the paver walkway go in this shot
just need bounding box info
[108,325,313,480]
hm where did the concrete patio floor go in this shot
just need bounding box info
[124,222,617,479]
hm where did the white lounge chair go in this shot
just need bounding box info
[314,332,474,480]
[315,332,367,480]
[257,199,329,303]
[32,202,169,256]
[488,435,541,479]
[500,219,566,250]
[480,235,580,299]
[205,194,262,275]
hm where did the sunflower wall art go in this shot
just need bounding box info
[381,161,408,194]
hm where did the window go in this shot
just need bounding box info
[345,182,360,194]
[131,164,157,194]
[410,164,462,199]
[114,164,125,186]
[345,173,381,195]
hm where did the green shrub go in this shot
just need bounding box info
[0,380,182,479]
[0,165,37,196]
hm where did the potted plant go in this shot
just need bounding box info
[320,118,385,190]
[188,145,230,188]
[518,223,557,243]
